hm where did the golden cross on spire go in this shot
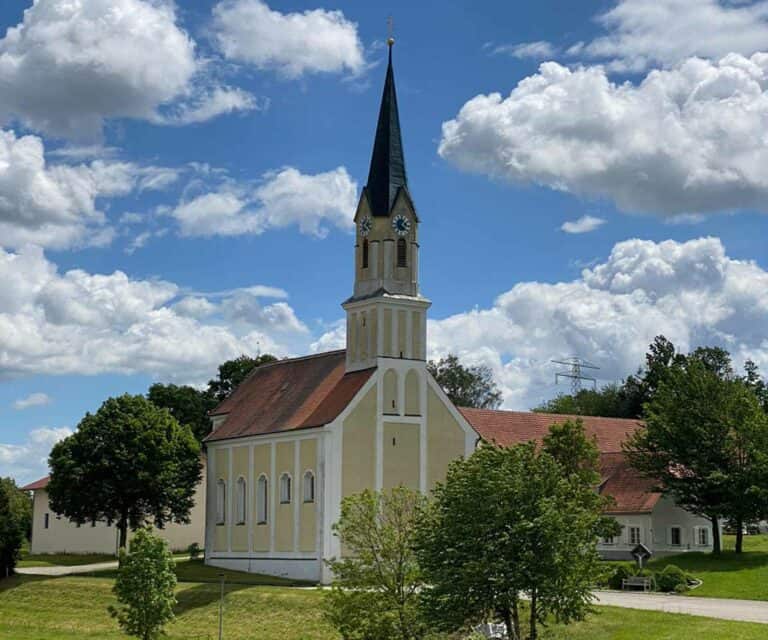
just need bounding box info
[387,15,394,47]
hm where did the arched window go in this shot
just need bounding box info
[280,473,292,504]
[236,477,247,525]
[405,369,421,416]
[256,475,268,524]
[303,470,315,503]
[216,479,226,524]
[383,369,398,414]
[397,238,407,268]
[362,239,369,269]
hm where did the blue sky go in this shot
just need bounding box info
[2,0,768,483]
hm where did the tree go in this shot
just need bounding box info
[48,394,202,550]
[415,437,608,640]
[624,358,768,554]
[533,385,628,418]
[110,527,177,640]
[324,487,426,640]
[207,354,277,403]
[0,479,25,578]
[427,354,502,409]
[147,383,217,443]
[1,477,32,541]
[743,359,768,413]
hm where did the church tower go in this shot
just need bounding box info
[343,40,430,372]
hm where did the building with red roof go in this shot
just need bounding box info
[202,43,713,582]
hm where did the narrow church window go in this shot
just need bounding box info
[216,479,226,525]
[397,238,407,267]
[236,477,247,525]
[303,470,315,503]
[44,513,49,529]
[362,239,369,269]
[280,473,292,504]
[257,475,268,524]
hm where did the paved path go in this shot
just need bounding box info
[16,561,118,576]
[594,591,768,624]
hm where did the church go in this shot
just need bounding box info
[203,43,715,583]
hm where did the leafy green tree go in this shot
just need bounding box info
[324,487,427,640]
[533,385,628,418]
[624,359,768,554]
[147,383,217,443]
[110,527,177,640]
[0,479,25,578]
[427,354,502,409]
[415,438,607,640]
[743,359,768,412]
[207,354,277,403]
[48,394,202,550]
[1,477,32,541]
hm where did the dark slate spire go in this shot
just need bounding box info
[365,42,407,217]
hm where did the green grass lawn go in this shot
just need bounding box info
[1,573,768,639]
[17,553,117,568]
[649,534,768,601]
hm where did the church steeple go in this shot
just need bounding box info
[365,42,408,217]
[343,39,430,373]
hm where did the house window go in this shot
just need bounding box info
[236,477,247,525]
[216,479,226,525]
[629,527,641,545]
[670,526,682,546]
[44,513,49,529]
[280,473,292,504]
[602,535,614,545]
[697,527,709,546]
[256,475,268,524]
[397,238,407,268]
[303,470,315,503]
[362,239,369,269]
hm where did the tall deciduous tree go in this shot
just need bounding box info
[624,358,768,554]
[415,436,608,640]
[324,487,426,640]
[48,394,202,550]
[110,527,177,640]
[1,478,31,541]
[207,354,277,403]
[427,354,502,409]
[147,383,217,443]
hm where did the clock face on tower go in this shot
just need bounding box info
[392,214,411,236]
[359,216,372,236]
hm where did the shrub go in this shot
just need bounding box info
[656,564,689,593]
[607,563,635,590]
[187,542,201,560]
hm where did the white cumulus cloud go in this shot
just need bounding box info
[561,215,606,234]
[439,54,768,217]
[13,392,52,410]
[0,0,254,139]
[493,41,557,60]
[172,166,357,237]
[0,245,309,382]
[576,0,768,71]
[0,129,178,250]
[0,426,71,484]
[212,0,365,77]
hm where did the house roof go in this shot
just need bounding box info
[21,476,49,491]
[459,408,660,514]
[599,453,661,514]
[458,408,642,453]
[206,350,374,443]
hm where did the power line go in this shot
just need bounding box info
[551,357,600,395]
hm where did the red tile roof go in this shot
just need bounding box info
[206,350,374,442]
[459,408,660,514]
[21,476,49,491]
[459,408,642,453]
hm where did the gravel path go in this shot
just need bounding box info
[16,561,118,576]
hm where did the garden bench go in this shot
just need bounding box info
[622,576,652,592]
